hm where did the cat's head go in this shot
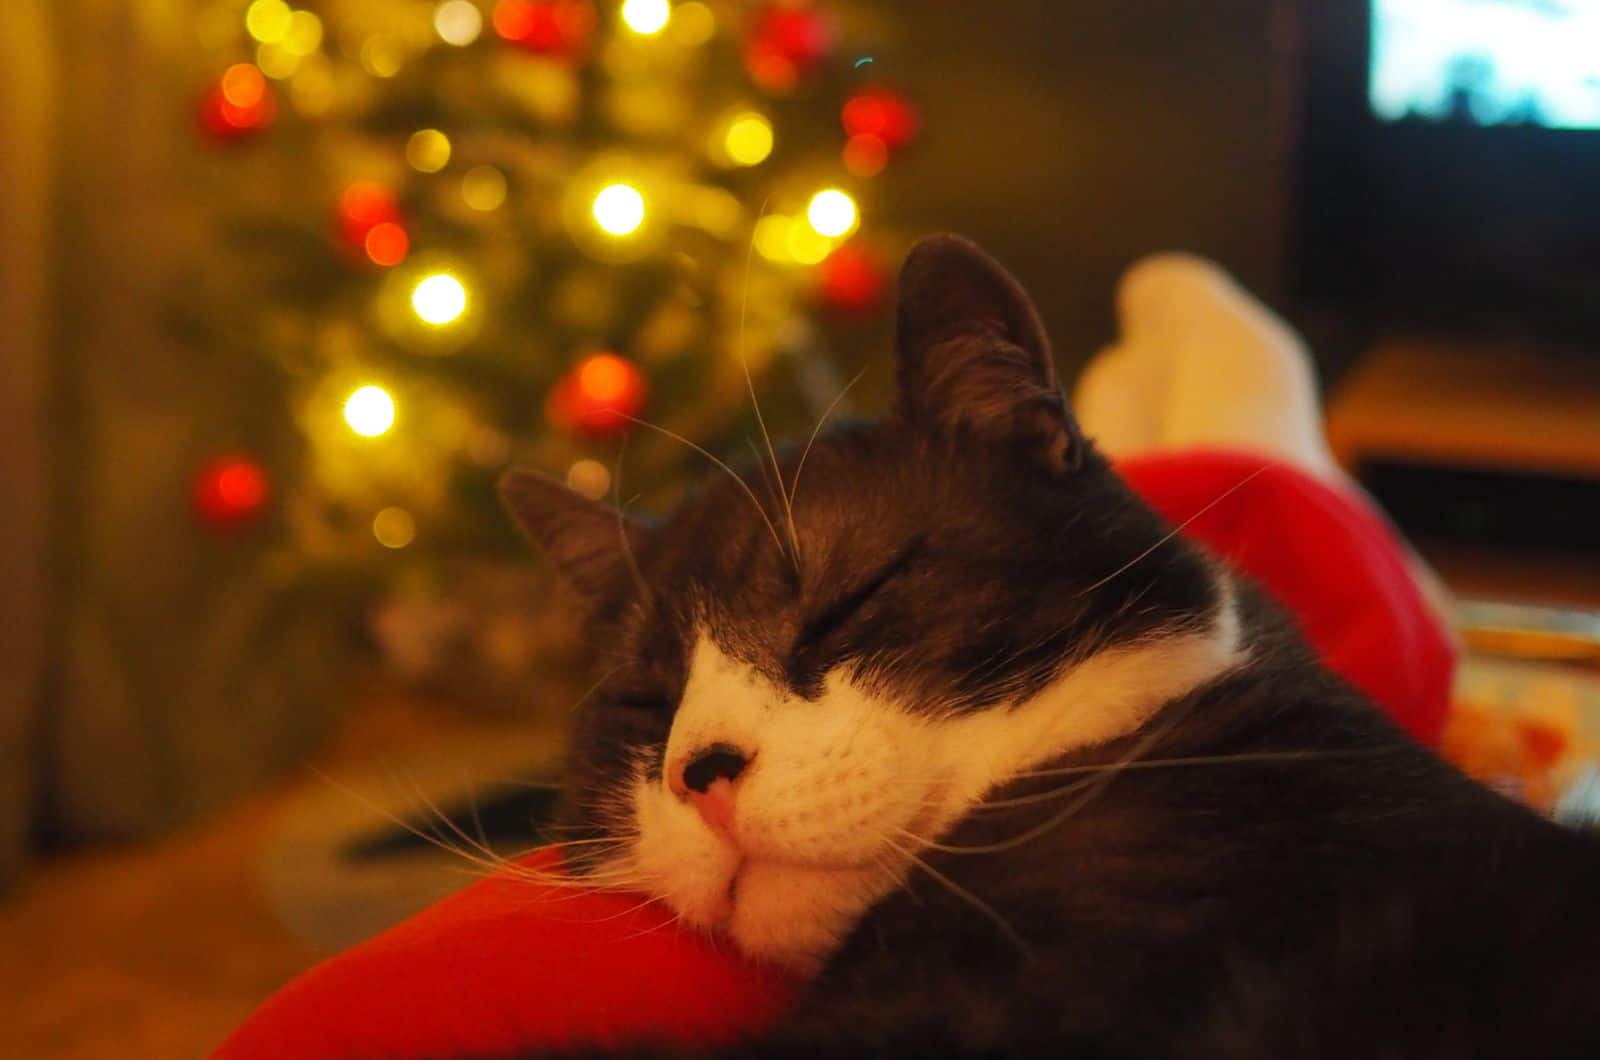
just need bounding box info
[501,235,1242,973]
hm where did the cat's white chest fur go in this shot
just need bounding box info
[622,577,1246,973]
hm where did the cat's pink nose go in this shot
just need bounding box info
[670,744,751,835]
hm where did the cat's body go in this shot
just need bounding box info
[499,236,1600,1057]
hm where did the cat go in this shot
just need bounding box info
[497,235,1600,1057]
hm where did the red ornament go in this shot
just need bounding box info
[745,5,835,91]
[193,454,272,531]
[818,242,887,315]
[335,182,408,264]
[493,0,596,58]
[841,87,919,151]
[546,353,649,439]
[197,63,276,143]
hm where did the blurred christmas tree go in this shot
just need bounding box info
[178,0,919,707]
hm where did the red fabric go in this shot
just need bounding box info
[215,450,1456,1059]
[1117,449,1453,746]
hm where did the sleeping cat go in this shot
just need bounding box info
[498,235,1600,1057]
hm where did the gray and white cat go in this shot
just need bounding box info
[498,235,1600,1057]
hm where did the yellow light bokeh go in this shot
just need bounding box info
[434,0,484,46]
[406,129,453,173]
[344,385,396,437]
[360,36,403,78]
[411,273,469,325]
[245,0,293,44]
[723,112,773,166]
[669,1,715,44]
[787,222,833,265]
[753,214,794,263]
[283,11,323,56]
[256,43,300,80]
[566,459,613,500]
[806,188,858,238]
[591,183,646,236]
[461,165,507,211]
[621,0,671,35]
[373,506,417,549]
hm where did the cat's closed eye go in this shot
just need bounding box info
[793,540,924,658]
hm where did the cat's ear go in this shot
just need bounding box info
[895,234,1083,472]
[498,468,649,598]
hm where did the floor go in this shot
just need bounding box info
[0,692,531,1060]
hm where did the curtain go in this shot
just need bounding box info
[0,0,359,886]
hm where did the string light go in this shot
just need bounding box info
[722,112,773,166]
[372,507,417,548]
[669,1,714,44]
[411,273,469,325]
[406,129,453,173]
[434,0,485,46]
[364,222,409,267]
[245,0,294,44]
[620,0,671,36]
[360,36,403,78]
[221,63,268,109]
[565,459,613,500]
[283,11,324,56]
[344,385,396,437]
[462,166,508,211]
[591,182,646,236]
[806,188,858,238]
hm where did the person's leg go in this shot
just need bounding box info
[1075,252,1458,633]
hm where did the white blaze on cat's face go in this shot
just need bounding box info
[625,582,1245,974]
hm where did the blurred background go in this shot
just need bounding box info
[3,1,1599,1055]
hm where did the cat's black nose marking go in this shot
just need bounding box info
[681,744,750,794]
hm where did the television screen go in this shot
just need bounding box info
[1370,0,1600,128]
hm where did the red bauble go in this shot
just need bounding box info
[197,64,276,144]
[841,87,919,151]
[745,5,835,91]
[818,242,887,315]
[546,353,649,439]
[193,455,272,531]
[493,0,596,58]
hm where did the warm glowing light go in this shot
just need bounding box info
[411,273,469,325]
[344,386,396,437]
[255,43,299,80]
[461,165,508,211]
[283,11,324,56]
[621,0,670,35]
[406,129,453,173]
[806,188,858,238]
[787,222,833,265]
[753,214,793,263]
[245,0,293,44]
[591,183,645,236]
[289,56,336,115]
[361,36,403,78]
[434,0,485,46]
[566,459,613,500]
[842,133,888,177]
[579,353,633,403]
[364,222,410,266]
[722,112,773,166]
[670,1,714,44]
[372,507,417,548]
[221,63,268,108]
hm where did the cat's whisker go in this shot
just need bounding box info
[980,747,1411,809]
[885,832,1033,962]
[1075,466,1269,599]
[612,435,652,605]
[607,412,790,563]
[787,365,867,512]
[736,197,803,572]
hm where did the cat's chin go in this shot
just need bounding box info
[719,858,904,976]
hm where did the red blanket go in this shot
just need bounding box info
[215,450,1455,1058]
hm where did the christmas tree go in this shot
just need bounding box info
[182,0,920,705]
